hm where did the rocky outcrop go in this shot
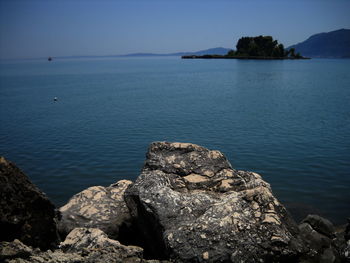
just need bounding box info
[125,142,305,262]
[0,157,60,250]
[0,228,169,263]
[1,143,349,263]
[59,180,132,239]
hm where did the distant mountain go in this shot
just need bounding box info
[121,47,231,57]
[52,47,231,60]
[188,47,231,56]
[288,29,350,58]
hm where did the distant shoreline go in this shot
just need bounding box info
[182,55,311,60]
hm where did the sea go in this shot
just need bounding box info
[0,57,349,225]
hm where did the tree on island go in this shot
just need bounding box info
[227,35,303,58]
[182,35,307,59]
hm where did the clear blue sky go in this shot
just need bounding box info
[0,0,349,59]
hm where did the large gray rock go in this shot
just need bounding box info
[0,157,60,250]
[58,180,132,239]
[125,142,304,262]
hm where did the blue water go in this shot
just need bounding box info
[1,57,349,224]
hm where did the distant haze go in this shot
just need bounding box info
[1,0,350,59]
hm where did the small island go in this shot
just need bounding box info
[182,35,310,59]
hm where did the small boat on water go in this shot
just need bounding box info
[48,57,53,61]
[53,97,58,101]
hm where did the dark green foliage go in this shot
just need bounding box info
[226,35,303,58]
[289,48,295,57]
[295,52,302,59]
[235,36,282,57]
[227,50,236,56]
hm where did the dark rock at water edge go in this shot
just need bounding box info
[302,214,335,238]
[0,157,60,250]
[298,214,350,262]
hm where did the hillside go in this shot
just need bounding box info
[288,29,350,58]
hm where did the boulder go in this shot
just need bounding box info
[0,157,59,250]
[125,142,305,262]
[298,221,333,262]
[58,180,132,239]
[302,214,335,238]
[298,215,350,263]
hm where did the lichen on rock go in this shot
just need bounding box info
[0,228,162,263]
[125,142,305,262]
[58,180,133,239]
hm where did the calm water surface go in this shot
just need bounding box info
[0,57,349,224]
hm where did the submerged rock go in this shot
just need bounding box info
[58,180,132,239]
[125,142,305,262]
[0,157,60,250]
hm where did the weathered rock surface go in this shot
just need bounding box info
[0,228,169,263]
[59,227,144,262]
[60,227,141,254]
[2,144,349,263]
[125,142,305,262]
[0,157,60,250]
[0,239,32,261]
[59,180,132,239]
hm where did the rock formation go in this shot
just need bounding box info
[1,143,349,262]
[125,142,305,262]
[58,180,132,240]
[0,156,60,250]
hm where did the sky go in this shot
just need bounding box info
[0,0,349,59]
